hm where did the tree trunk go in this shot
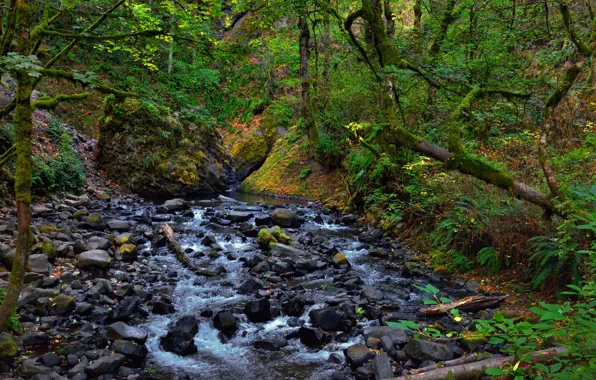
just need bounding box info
[413,0,422,38]
[418,296,507,317]
[298,13,318,146]
[0,0,33,332]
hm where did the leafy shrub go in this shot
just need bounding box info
[299,167,312,179]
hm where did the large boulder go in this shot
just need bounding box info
[99,98,234,196]
[244,298,272,323]
[28,254,52,275]
[271,209,298,228]
[213,311,238,333]
[299,326,328,347]
[77,250,111,269]
[160,316,199,356]
[404,339,455,361]
[309,307,344,331]
[107,322,148,344]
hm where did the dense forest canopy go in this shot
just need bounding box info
[0,0,594,379]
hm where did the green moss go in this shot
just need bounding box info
[446,153,514,189]
[0,332,18,359]
[41,241,56,258]
[257,228,277,249]
[333,252,349,265]
[119,244,137,257]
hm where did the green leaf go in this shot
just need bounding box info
[485,367,508,375]
[488,337,505,344]
[550,362,562,373]
[423,299,438,305]
[535,363,549,373]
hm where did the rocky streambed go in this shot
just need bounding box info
[0,193,496,380]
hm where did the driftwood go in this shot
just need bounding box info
[410,352,492,374]
[161,224,217,277]
[418,296,507,317]
[388,346,567,380]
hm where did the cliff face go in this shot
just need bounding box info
[99,98,235,196]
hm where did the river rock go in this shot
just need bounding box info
[112,296,141,321]
[226,211,253,223]
[309,307,344,331]
[344,343,375,369]
[112,339,147,361]
[271,209,298,227]
[373,352,394,380]
[164,198,188,211]
[299,326,328,347]
[359,228,383,244]
[28,254,52,275]
[77,250,111,269]
[213,312,238,333]
[360,286,383,301]
[85,353,126,377]
[404,339,454,361]
[244,298,272,322]
[238,278,264,294]
[81,214,106,230]
[106,220,130,232]
[0,332,17,360]
[107,322,148,344]
[39,352,62,367]
[48,294,76,316]
[18,359,51,377]
[254,214,271,226]
[282,295,306,317]
[363,326,408,346]
[160,316,199,356]
[253,339,288,351]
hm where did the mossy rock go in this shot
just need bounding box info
[72,210,89,221]
[38,225,57,233]
[114,233,132,246]
[119,244,138,259]
[0,332,18,360]
[41,241,56,258]
[49,294,76,316]
[333,252,349,266]
[257,227,290,249]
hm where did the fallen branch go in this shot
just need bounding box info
[418,295,506,317]
[160,224,217,277]
[410,352,492,374]
[389,346,567,380]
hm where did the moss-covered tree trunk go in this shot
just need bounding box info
[298,12,318,147]
[0,0,33,332]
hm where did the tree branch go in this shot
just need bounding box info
[39,28,164,40]
[32,92,90,110]
[37,69,137,99]
[0,144,16,167]
[560,3,593,57]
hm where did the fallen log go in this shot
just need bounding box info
[418,295,507,317]
[388,346,567,380]
[161,224,216,277]
[410,352,492,374]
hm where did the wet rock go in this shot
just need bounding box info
[21,333,50,346]
[332,252,349,266]
[85,353,126,377]
[29,254,52,275]
[39,352,62,367]
[363,326,408,346]
[355,367,372,379]
[340,214,358,225]
[112,340,147,361]
[380,336,395,355]
[106,220,130,232]
[282,296,306,317]
[226,211,253,223]
[404,339,454,362]
[309,307,344,331]
[253,261,271,274]
[271,243,305,259]
[117,244,138,261]
[254,215,271,226]
[81,214,106,230]
[253,339,288,351]
[32,205,53,216]
[77,250,111,269]
[0,332,17,360]
[360,286,383,301]
[373,352,393,379]
[213,311,238,333]
[107,322,148,344]
[48,294,76,316]
[112,296,141,321]
[299,326,328,347]
[244,298,272,322]
[152,301,175,315]
[344,343,375,369]
[271,209,298,228]
[164,199,188,212]
[366,337,382,349]
[238,278,264,294]
[359,228,383,244]
[19,359,51,377]
[160,316,199,356]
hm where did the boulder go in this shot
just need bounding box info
[106,220,130,232]
[0,332,17,360]
[85,354,126,377]
[299,326,328,347]
[112,339,147,361]
[363,326,408,346]
[372,352,394,380]
[226,211,253,223]
[112,296,141,321]
[360,286,383,301]
[160,316,199,356]
[244,298,272,323]
[107,322,148,344]
[77,250,111,269]
[238,278,264,294]
[404,339,455,362]
[309,307,344,331]
[28,254,52,275]
[118,244,138,260]
[344,343,375,369]
[213,311,238,333]
[163,199,188,212]
[82,214,106,230]
[48,294,76,316]
[271,209,298,227]
[282,296,306,317]
[332,252,349,266]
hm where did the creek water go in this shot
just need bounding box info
[137,194,461,380]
